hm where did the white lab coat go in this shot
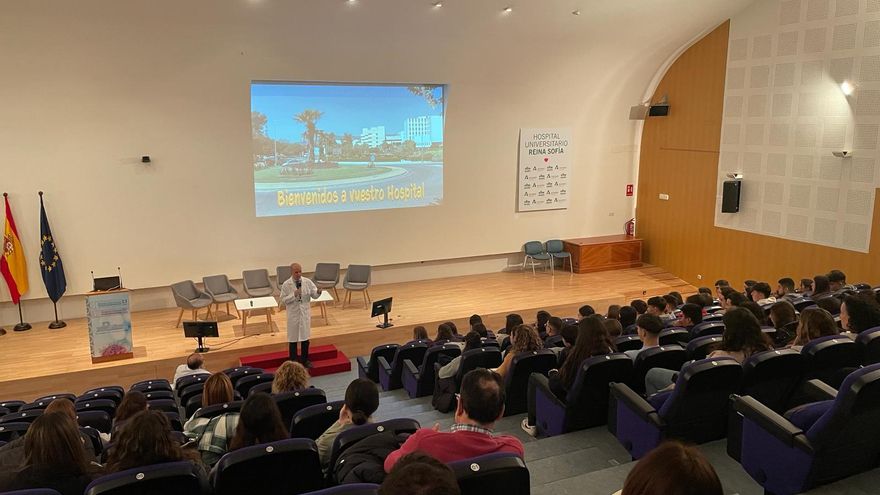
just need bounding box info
[280,276,320,342]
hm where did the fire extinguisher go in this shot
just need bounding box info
[624,218,635,236]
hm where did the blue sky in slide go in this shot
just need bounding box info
[252,82,444,142]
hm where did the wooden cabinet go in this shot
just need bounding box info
[562,235,643,273]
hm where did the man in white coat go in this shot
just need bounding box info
[280,262,322,367]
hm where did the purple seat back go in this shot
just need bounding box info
[856,326,880,365]
[686,335,722,361]
[273,388,327,428]
[212,439,322,495]
[562,353,634,430]
[632,345,688,394]
[290,400,344,440]
[741,349,804,413]
[85,461,205,495]
[235,373,275,398]
[504,350,558,416]
[327,418,420,479]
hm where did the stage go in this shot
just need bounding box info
[0,266,694,401]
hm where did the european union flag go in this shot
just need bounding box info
[39,195,66,302]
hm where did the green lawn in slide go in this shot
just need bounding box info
[254,165,391,183]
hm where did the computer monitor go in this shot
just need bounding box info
[371,297,393,328]
[183,321,219,352]
[93,276,121,291]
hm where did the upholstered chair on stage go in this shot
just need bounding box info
[342,265,372,309]
[170,280,213,327]
[521,241,552,275]
[242,269,276,298]
[314,263,341,302]
[544,239,573,274]
[203,274,240,319]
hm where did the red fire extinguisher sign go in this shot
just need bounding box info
[626,184,634,196]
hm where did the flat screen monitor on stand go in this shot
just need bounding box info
[371,297,393,329]
[183,321,219,353]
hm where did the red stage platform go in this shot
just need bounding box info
[239,344,351,377]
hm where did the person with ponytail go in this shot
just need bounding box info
[316,378,380,471]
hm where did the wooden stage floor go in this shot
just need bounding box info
[0,266,693,401]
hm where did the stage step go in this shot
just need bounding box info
[239,345,351,378]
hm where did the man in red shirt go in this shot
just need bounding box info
[384,369,524,472]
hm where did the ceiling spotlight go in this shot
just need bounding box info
[503,6,513,13]
[433,1,442,7]
[347,0,356,3]
[572,9,581,15]
[841,80,855,96]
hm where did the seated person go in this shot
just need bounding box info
[743,280,757,300]
[577,305,595,321]
[110,391,148,440]
[522,315,616,436]
[409,325,430,344]
[471,322,489,338]
[535,310,551,337]
[438,331,483,380]
[612,440,722,495]
[543,316,565,345]
[629,299,647,316]
[606,304,621,320]
[271,360,309,394]
[228,393,288,451]
[815,295,842,315]
[434,323,455,344]
[619,305,638,334]
[768,300,799,347]
[183,372,240,466]
[173,352,210,388]
[788,307,837,352]
[828,269,854,293]
[498,313,523,335]
[385,369,524,471]
[604,318,623,338]
[663,295,680,315]
[740,301,768,326]
[380,453,460,495]
[105,410,207,479]
[0,411,101,495]
[554,323,579,364]
[468,314,482,332]
[625,314,663,360]
[442,321,460,338]
[316,378,380,471]
[840,294,880,336]
[646,296,675,323]
[776,277,797,300]
[750,282,777,305]
[811,275,832,299]
[799,278,814,297]
[714,279,730,303]
[675,303,702,332]
[493,324,543,380]
[0,399,97,470]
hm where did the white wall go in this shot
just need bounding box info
[0,0,752,323]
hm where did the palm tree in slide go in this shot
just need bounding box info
[294,109,323,165]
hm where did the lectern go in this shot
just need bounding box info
[86,289,134,363]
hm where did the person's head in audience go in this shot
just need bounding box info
[630,299,648,315]
[813,275,831,296]
[699,292,715,307]
[202,372,234,407]
[663,295,678,313]
[443,321,458,336]
[799,278,814,294]
[455,369,505,429]
[698,286,713,297]
[743,280,757,300]
[740,301,767,326]
[115,391,148,425]
[606,304,621,320]
[412,325,429,341]
[685,293,703,306]
[43,398,77,421]
[750,282,773,302]
[379,452,461,495]
[508,324,543,354]
[272,360,309,394]
[435,323,454,342]
[20,411,94,484]
[536,310,551,332]
[840,294,880,334]
[724,291,747,308]
[619,305,637,329]
[603,318,623,338]
[793,308,838,346]
[714,279,730,301]
[776,278,796,298]
[463,331,483,351]
[578,305,595,320]
[769,300,797,329]
[827,269,848,292]
[620,440,722,495]
[646,296,667,316]
[186,352,205,371]
[229,392,288,451]
[339,378,380,427]
[468,314,482,330]
[560,315,616,388]
[561,324,579,347]
[677,303,702,328]
[105,410,195,472]
[502,314,523,334]
[718,307,772,358]
[668,291,683,306]
[636,314,663,347]
[471,322,488,338]
[546,316,564,337]
[815,296,841,315]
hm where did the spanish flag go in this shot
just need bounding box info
[1,194,28,304]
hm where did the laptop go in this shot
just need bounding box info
[93,276,121,291]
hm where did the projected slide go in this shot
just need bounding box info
[251,82,444,217]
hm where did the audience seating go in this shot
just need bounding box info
[801,335,859,388]
[450,453,530,495]
[193,401,243,421]
[272,389,327,429]
[534,353,634,436]
[658,328,690,346]
[76,410,112,433]
[453,347,503,386]
[0,490,63,495]
[686,335,722,360]
[84,461,209,495]
[543,335,564,348]
[78,389,124,405]
[290,401,344,440]
[0,409,43,424]
[327,419,421,483]
[612,357,743,459]
[80,425,104,457]
[0,422,30,441]
[175,374,209,393]
[170,280,214,327]
[545,239,573,274]
[178,382,205,408]
[357,344,399,383]
[212,439,323,495]
[402,343,462,398]
[614,335,642,352]
[234,372,275,398]
[503,350,558,416]
[856,326,880,365]
[631,345,688,394]
[791,297,816,312]
[0,400,25,413]
[313,263,342,302]
[146,399,178,413]
[733,363,880,495]
[481,338,500,348]
[203,274,241,319]
[75,398,117,418]
[34,393,76,403]
[377,342,428,391]
[341,264,372,309]
[522,241,552,275]
[0,406,8,417]
[164,411,184,432]
[690,321,724,338]
[227,368,264,388]
[185,396,203,418]
[248,381,273,396]
[131,379,172,393]
[303,485,378,495]
[242,269,275,298]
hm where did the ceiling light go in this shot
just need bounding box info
[503,6,513,13]
[572,10,581,15]
[433,1,442,7]
[841,81,854,96]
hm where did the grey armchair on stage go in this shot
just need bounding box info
[342,264,371,309]
[242,269,276,298]
[170,280,213,327]
[314,263,341,302]
[203,274,240,319]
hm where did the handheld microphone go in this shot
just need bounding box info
[295,280,302,289]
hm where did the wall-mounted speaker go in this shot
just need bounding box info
[721,180,741,213]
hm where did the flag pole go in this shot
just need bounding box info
[49,300,66,329]
[13,302,31,331]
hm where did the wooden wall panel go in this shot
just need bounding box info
[636,21,880,288]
